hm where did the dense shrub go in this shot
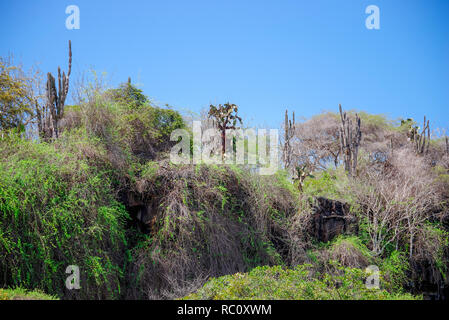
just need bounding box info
[0,135,130,299]
[126,164,301,299]
[381,250,410,293]
[0,287,58,300]
[61,93,184,162]
[182,264,420,300]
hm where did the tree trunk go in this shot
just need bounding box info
[221,129,226,160]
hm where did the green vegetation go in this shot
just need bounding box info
[0,287,58,300]
[0,61,32,131]
[0,56,448,300]
[0,135,129,299]
[183,264,420,300]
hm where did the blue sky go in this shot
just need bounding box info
[1,0,448,130]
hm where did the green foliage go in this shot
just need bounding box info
[357,111,396,129]
[208,102,242,157]
[107,82,148,108]
[422,223,449,277]
[0,73,446,301]
[273,170,298,197]
[141,161,159,180]
[302,170,339,199]
[381,250,410,292]
[433,165,449,189]
[0,61,32,131]
[62,90,185,162]
[127,163,296,298]
[329,236,372,260]
[315,110,396,129]
[149,106,185,141]
[302,168,359,212]
[183,264,420,300]
[0,134,130,299]
[208,103,242,130]
[0,287,58,300]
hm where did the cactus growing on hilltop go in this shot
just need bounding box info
[338,104,361,177]
[401,116,431,155]
[283,109,295,169]
[36,40,72,140]
[414,116,430,155]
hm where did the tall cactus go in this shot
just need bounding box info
[338,104,361,177]
[414,116,430,155]
[38,40,72,139]
[283,109,295,169]
[446,136,449,155]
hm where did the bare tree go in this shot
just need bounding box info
[289,112,342,171]
[353,149,441,257]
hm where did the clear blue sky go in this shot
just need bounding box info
[1,0,448,131]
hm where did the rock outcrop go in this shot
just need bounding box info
[125,191,158,234]
[312,197,357,242]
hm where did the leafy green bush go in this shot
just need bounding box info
[0,61,32,131]
[0,287,58,300]
[0,134,129,299]
[183,264,420,300]
[328,236,373,268]
[107,82,148,108]
[381,250,410,293]
[62,92,185,162]
[302,169,354,203]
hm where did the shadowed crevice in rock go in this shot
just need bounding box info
[312,197,358,243]
[124,191,159,234]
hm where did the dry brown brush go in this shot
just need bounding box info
[124,164,302,299]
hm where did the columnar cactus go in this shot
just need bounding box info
[400,117,431,155]
[37,40,72,139]
[446,137,449,155]
[338,104,361,177]
[283,109,295,169]
[283,110,296,169]
[414,116,430,155]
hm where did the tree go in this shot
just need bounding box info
[0,61,32,132]
[208,103,242,159]
[339,104,362,177]
[289,112,342,171]
[108,77,148,108]
[353,149,440,257]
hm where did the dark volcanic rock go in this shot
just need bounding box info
[312,197,357,242]
[125,191,158,234]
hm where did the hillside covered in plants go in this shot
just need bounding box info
[0,43,448,300]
